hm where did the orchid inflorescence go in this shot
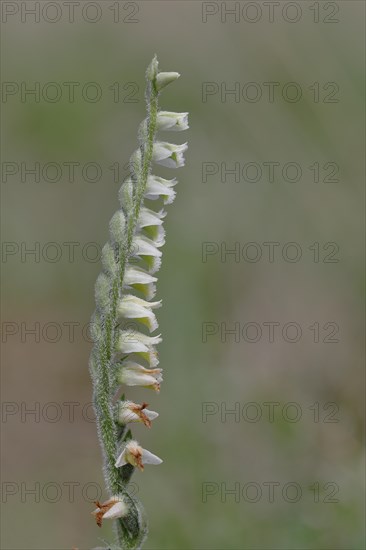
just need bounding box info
[88,56,188,549]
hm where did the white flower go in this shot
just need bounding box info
[117,295,161,332]
[92,496,128,527]
[138,207,166,242]
[118,361,163,391]
[132,233,165,273]
[115,440,163,471]
[124,266,157,299]
[116,331,161,368]
[157,111,189,132]
[152,142,188,168]
[155,71,180,91]
[145,175,177,205]
[138,206,166,229]
[118,400,159,427]
[133,233,165,254]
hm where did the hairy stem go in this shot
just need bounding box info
[91,59,159,519]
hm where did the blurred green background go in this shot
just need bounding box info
[1,1,365,549]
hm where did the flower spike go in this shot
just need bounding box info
[88,56,188,548]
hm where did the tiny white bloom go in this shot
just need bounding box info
[152,141,188,169]
[92,496,128,527]
[115,439,163,471]
[133,234,164,256]
[118,400,159,427]
[132,233,165,273]
[138,207,166,229]
[155,71,180,91]
[117,295,161,332]
[118,360,163,390]
[138,207,166,243]
[117,331,162,359]
[145,175,177,205]
[124,266,157,299]
[157,111,189,132]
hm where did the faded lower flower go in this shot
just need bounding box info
[118,401,159,427]
[115,439,163,471]
[92,496,128,527]
[118,361,163,391]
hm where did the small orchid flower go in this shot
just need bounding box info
[152,142,188,168]
[138,207,166,242]
[138,206,166,229]
[145,175,177,205]
[116,330,162,361]
[118,361,163,391]
[124,265,157,299]
[157,111,189,132]
[117,295,161,332]
[118,401,159,427]
[92,496,128,527]
[115,439,163,471]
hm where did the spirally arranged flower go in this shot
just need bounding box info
[92,496,128,528]
[88,56,188,549]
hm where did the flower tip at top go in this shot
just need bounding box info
[155,71,180,91]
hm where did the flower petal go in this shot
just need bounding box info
[141,449,163,465]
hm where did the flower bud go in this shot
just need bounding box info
[155,72,180,91]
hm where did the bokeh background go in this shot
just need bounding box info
[1,1,365,549]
